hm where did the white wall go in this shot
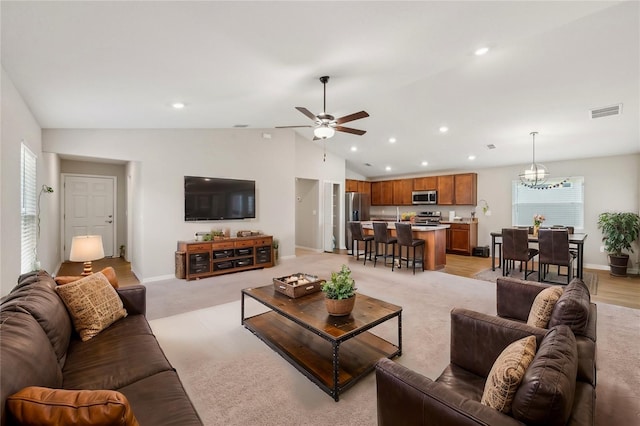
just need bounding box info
[1,67,61,296]
[43,129,346,281]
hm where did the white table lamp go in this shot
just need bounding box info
[70,235,105,275]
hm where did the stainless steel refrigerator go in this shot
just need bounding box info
[345,192,371,250]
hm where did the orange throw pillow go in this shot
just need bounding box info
[7,386,139,426]
[55,266,119,289]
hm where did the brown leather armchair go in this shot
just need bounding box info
[375,308,594,426]
[496,276,597,387]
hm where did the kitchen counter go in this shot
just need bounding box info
[361,221,448,270]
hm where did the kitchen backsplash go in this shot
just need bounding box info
[369,205,477,220]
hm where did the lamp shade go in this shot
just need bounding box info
[70,235,105,262]
[314,125,335,139]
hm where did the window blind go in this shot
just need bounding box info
[512,177,584,229]
[21,144,37,273]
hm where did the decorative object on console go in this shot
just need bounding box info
[69,235,105,275]
[519,131,549,188]
[596,211,640,277]
[322,264,357,316]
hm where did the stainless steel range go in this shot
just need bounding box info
[413,211,442,225]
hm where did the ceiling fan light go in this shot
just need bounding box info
[314,125,335,139]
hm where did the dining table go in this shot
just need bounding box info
[490,231,588,279]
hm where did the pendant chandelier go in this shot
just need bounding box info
[519,131,549,188]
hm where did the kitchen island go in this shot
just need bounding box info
[361,222,450,270]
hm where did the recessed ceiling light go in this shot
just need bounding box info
[439,126,449,133]
[389,137,396,143]
[350,146,357,152]
[421,161,428,166]
[475,47,490,56]
[172,102,185,109]
[468,155,476,160]
[385,166,392,171]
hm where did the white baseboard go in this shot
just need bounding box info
[142,274,175,283]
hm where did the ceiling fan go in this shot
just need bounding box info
[277,76,369,140]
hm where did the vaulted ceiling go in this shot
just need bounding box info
[2,1,638,178]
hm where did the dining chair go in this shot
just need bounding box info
[538,228,576,284]
[501,228,538,278]
[373,222,397,269]
[348,221,374,265]
[394,223,425,274]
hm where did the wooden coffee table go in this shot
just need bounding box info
[241,284,402,401]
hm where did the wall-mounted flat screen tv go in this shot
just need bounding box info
[184,176,256,221]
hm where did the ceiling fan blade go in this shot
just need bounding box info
[275,125,313,129]
[335,126,366,136]
[295,107,318,122]
[336,111,369,125]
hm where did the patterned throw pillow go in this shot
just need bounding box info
[7,386,139,426]
[481,335,537,413]
[527,286,564,328]
[55,272,127,341]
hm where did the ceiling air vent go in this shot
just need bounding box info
[486,144,496,150]
[590,104,622,119]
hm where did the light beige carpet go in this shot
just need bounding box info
[147,252,638,426]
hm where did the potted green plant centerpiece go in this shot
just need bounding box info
[322,264,357,316]
[597,212,640,276]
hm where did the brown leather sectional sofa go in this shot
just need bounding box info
[376,277,596,425]
[0,271,202,425]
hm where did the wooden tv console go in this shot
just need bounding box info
[177,235,273,280]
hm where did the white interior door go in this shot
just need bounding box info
[64,175,116,259]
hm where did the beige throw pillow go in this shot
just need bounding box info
[481,335,537,413]
[56,272,127,341]
[527,286,564,328]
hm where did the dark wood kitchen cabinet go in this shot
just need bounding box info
[371,181,393,205]
[357,180,371,195]
[392,179,414,205]
[454,173,477,205]
[345,179,359,192]
[413,176,437,191]
[346,179,371,196]
[445,222,478,256]
[437,175,455,205]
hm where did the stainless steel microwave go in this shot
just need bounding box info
[412,190,437,205]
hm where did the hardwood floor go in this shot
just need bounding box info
[443,254,640,310]
[58,252,640,310]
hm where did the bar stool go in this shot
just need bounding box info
[501,228,538,278]
[348,221,374,265]
[373,222,397,269]
[395,222,425,274]
[538,228,576,284]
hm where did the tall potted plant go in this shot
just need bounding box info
[597,212,640,276]
[322,264,357,316]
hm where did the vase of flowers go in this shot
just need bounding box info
[533,214,545,236]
